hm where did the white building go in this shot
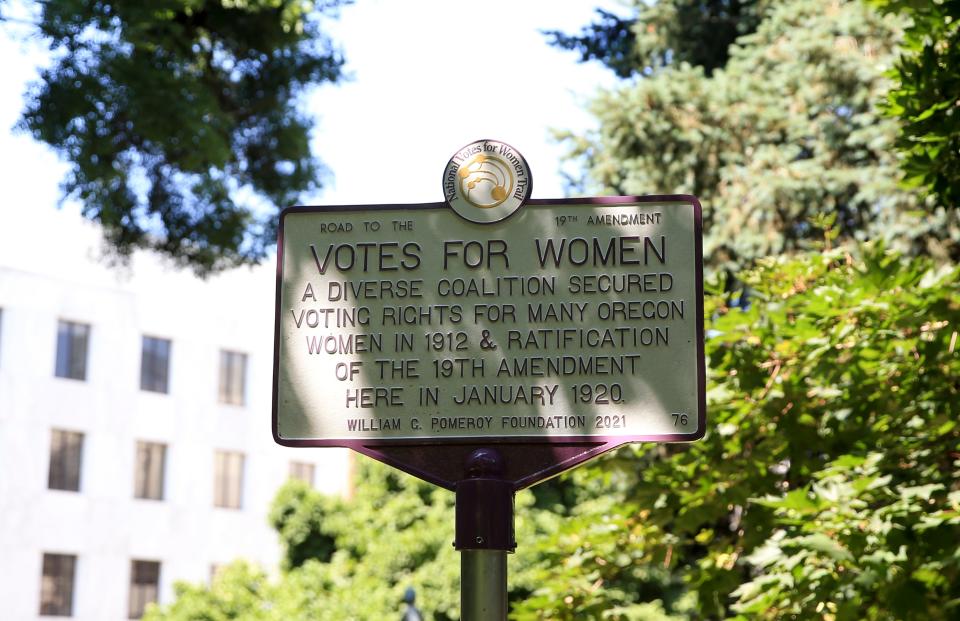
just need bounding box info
[0,207,351,620]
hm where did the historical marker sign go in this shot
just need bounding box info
[273,140,704,489]
[274,198,704,438]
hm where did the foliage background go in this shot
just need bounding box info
[145,240,960,621]
[106,0,959,618]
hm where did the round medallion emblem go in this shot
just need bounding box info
[442,139,532,224]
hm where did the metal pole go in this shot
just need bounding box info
[456,448,515,621]
[461,550,507,620]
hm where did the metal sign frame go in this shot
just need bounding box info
[272,195,705,490]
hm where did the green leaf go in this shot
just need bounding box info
[900,484,945,501]
[789,534,854,563]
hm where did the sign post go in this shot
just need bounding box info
[273,140,705,619]
[457,448,512,620]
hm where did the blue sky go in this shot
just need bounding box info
[0,1,621,234]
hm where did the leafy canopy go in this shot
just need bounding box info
[145,241,960,621]
[15,0,345,275]
[873,0,960,210]
[147,466,462,620]
[512,242,960,620]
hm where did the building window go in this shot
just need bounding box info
[213,450,244,509]
[55,320,90,381]
[128,560,160,619]
[218,350,246,405]
[289,461,315,486]
[134,442,166,500]
[39,553,76,617]
[140,336,171,393]
[48,429,84,492]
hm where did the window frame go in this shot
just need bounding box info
[213,450,245,509]
[133,441,167,501]
[289,461,316,486]
[128,559,161,619]
[55,320,90,381]
[139,336,171,394]
[48,429,84,492]
[39,552,77,617]
[218,349,247,406]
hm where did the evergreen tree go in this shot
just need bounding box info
[552,0,958,271]
[544,1,770,78]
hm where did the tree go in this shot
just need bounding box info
[551,0,959,272]
[147,467,463,621]
[145,241,960,621]
[145,457,626,620]
[8,0,345,275]
[520,5,959,618]
[511,242,960,620]
[544,1,770,78]
[873,0,960,211]
[268,480,338,571]
[144,562,281,621]
[139,3,960,619]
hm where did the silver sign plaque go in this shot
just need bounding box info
[273,196,705,446]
